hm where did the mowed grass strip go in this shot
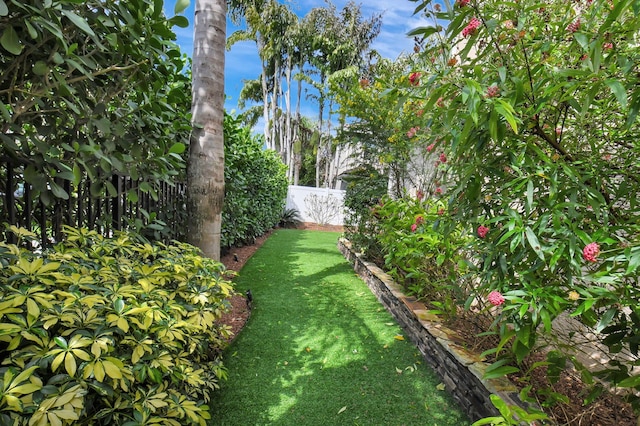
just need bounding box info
[210,229,470,426]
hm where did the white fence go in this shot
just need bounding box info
[285,185,346,226]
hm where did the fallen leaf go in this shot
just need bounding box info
[383,344,389,349]
[385,322,394,326]
[436,383,446,391]
[394,335,405,341]
[305,347,311,352]
[338,406,347,414]
[395,367,403,374]
[362,365,369,371]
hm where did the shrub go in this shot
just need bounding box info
[372,196,469,317]
[343,165,388,261]
[279,208,302,228]
[223,113,288,249]
[0,226,233,425]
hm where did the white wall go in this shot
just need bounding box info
[285,185,345,226]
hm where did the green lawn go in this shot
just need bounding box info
[210,229,470,426]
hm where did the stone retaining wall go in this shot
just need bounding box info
[338,238,536,422]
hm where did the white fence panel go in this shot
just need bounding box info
[285,185,345,226]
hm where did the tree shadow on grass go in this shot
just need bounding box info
[210,229,469,426]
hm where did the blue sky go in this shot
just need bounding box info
[165,0,429,117]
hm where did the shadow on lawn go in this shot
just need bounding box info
[210,229,469,426]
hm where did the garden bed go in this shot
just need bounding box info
[338,238,637,425]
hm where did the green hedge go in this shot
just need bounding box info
[0,226,233,425]
[222,113,288,249]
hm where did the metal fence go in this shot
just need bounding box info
[0,159,186,247]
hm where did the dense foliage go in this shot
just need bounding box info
[0,226,233,425]
[222,113,288,249]
[1,0,191,236]
[340,0,640,416]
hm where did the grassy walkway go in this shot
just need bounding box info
[210,229,469,425]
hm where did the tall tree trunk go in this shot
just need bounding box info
[187,0,227,261]
[270,56,281,152]
[260,52,271,150]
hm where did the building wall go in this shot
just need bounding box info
[285,185,346,226]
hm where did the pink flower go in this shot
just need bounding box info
[603,42,613,50]
[411,223,418,232]
[462,17,481,37]
[437,208,445,216]
[416,190,424,201]
[415,215,424,225]
[439,153,447,163]
[488,291,505,306]
[407,126,420,138]
[485,85,500,98]
[427,143,435,152]
[567,19,581,34]
[435,187,443,195]
[582,242,600,262]
[477,225,489,238]
[436,97,445,108]
[457,0,470,7]
[409,72,421,86]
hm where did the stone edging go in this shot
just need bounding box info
[338,238,536,422]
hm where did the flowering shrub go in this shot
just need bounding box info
[367,195,470,317]
[402,0,640,415]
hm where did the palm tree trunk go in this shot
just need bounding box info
[187,0,227,260]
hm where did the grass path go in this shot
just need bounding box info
[210,229,470,426]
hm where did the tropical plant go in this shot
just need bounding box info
[0,225,233,425]
[279,208,302,229]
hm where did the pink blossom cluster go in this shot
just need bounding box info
[477,225,489,238]
[435,187,443,195]
[407,126,420,138]
[582,242,600,262]
[457,0,470,7]
[487,291,505,306]
[603,42,613,50]
[409,72,421,86]
[485,85,500,98]
[462,17,481,37]
[427,143,435,152]
[567,19,581,33]
[410,215,425,233]
[416,190,424,201]
[439,153,447,163]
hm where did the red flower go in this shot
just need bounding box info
[582,242,600,262]
[435,187,443,195]
[603,42,613,50]
[488,291,505,306]
[439,153,447,163]
[437,208,445,216]
[457,0,470,7]
[415,215,424,225]
[409,72,421,86]
[462,17,481,37]
[485,85,500,98]
[477,225,489,238]
[567,19,581,34]
[411,223,418,232]
[416,190,424,201]
[427,143,435,152]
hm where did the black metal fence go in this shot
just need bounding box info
[0,159,187,247]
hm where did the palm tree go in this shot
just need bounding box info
[187,0,227,260]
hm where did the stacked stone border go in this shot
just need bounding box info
[338,238,540,422]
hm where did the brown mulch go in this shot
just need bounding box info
[216,224,636,425]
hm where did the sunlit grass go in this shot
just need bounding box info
[210,229,470,425]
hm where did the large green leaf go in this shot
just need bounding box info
[1,26,22,55]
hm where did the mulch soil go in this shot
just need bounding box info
[216,224,637,425]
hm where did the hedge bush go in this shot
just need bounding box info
[0,226,233,425]
[222,113,288,250]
